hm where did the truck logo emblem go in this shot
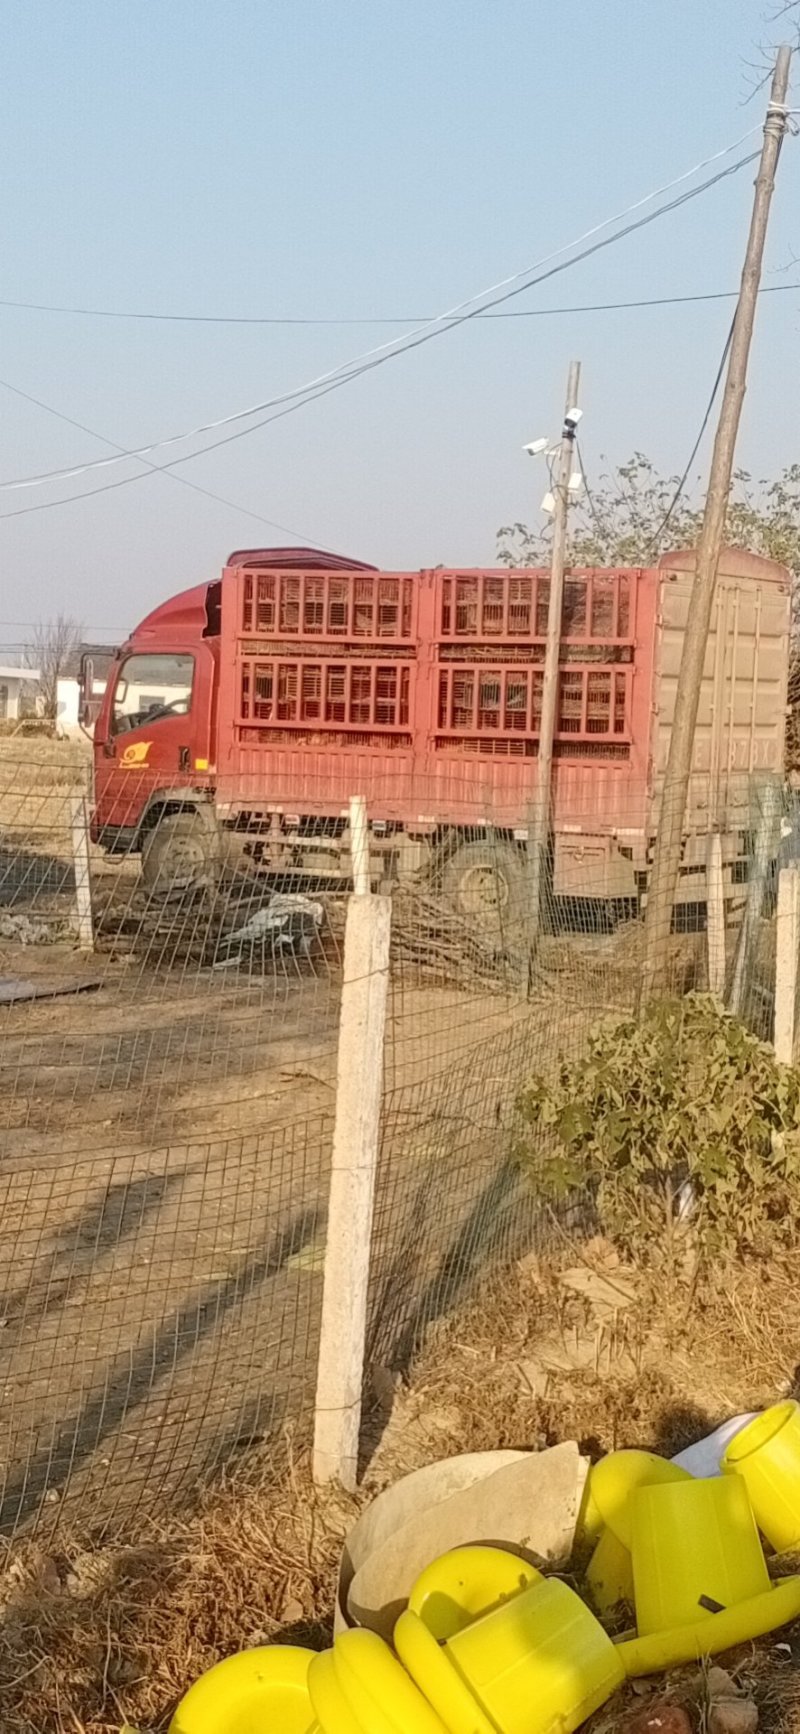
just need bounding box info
[120,741,152,767]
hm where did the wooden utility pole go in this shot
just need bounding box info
[641,46,792,1001]
[528,360,581,956]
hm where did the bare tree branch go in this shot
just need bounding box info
[25,615,83,720]
[497,455,800,631]
[499,454,800,770]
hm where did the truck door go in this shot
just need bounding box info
[95,649,197,837]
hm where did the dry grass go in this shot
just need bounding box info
[401,1241,800,1461]
[4,1245,800,1732]
[0,1437,360,1734]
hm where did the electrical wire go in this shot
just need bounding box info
[645,316,736,554]
[6,282,800,325]
[575,441,606,543]
[0,142,761,503]
[0,631,125,640]
[0,126,763,330]
[0,620,126,630]
[4,280,798,327]
[0,379,339,549]
[0,149,761,495]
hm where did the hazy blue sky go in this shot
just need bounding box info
[0,0,797,640]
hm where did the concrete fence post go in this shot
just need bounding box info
[774,861,800,1066]
[313,873,391,1488]
[71,793,94,951]
[349,794,370,895]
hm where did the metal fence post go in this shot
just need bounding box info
[313,801,390,1487]
[729,778,782,1018]
[706,830,726,998]
[774,861,800,1065]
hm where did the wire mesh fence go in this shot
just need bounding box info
[0,738,796,1541]
[0,741,340,1539]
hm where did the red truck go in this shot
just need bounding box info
[87,544,790,919]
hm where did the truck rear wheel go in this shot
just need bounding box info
[441,840,525,937]
[141,811,220,899]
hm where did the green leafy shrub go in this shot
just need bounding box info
[516,994,800,1261]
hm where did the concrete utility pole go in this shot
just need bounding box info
[641,45,792,1001]
[528,360,581,957]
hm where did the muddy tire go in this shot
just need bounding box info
[441,840,525,937]
[141,811,221,900]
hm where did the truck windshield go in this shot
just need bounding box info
[112,652,194,734]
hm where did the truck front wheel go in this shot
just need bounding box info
[141,811,220,900]
[441,840,525,937]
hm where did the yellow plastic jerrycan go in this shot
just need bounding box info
[585,1525,635,1616]
[585,1450,691,1615]
[575,1479,604,1551]
[722,1400,800,1552]
[590,1450,693,1550]
[308,1628,448,1734]
[630,1475,770,1637]
[396,1574,625,1734]
[408,1545,541,1640]
[168,1645,318,1734]
[616,1573,800,1676]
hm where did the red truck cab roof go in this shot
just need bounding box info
[224,547,377,572]
[121,547,375,649]
[130,582,211,643]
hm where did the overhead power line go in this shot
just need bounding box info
[647,317,736,552]
[572,319,735,559]
[1,281,798,325]
[0,125,764,331]
[0,378,339,550]
[0,143,761,514]
[575,440,606,542]
[0,631,126,638]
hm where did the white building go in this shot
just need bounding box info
[56,672,108,737]
[0,665,40,723]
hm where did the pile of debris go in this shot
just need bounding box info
[390,885,525,991]
[95,884,327,972]
[0,911,69,946]
[149,1400,800,1734]
[210,893,324,969]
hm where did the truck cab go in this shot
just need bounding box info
[91,576,220,891]
[89,549,372,894]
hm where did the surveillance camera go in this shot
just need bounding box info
[564,406,583,429]
[522,438,549,456]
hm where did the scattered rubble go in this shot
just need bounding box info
[0,911,70,946]
[708,1700,759,1734]
[622,1704,692,1734]
[212,894,324,968]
